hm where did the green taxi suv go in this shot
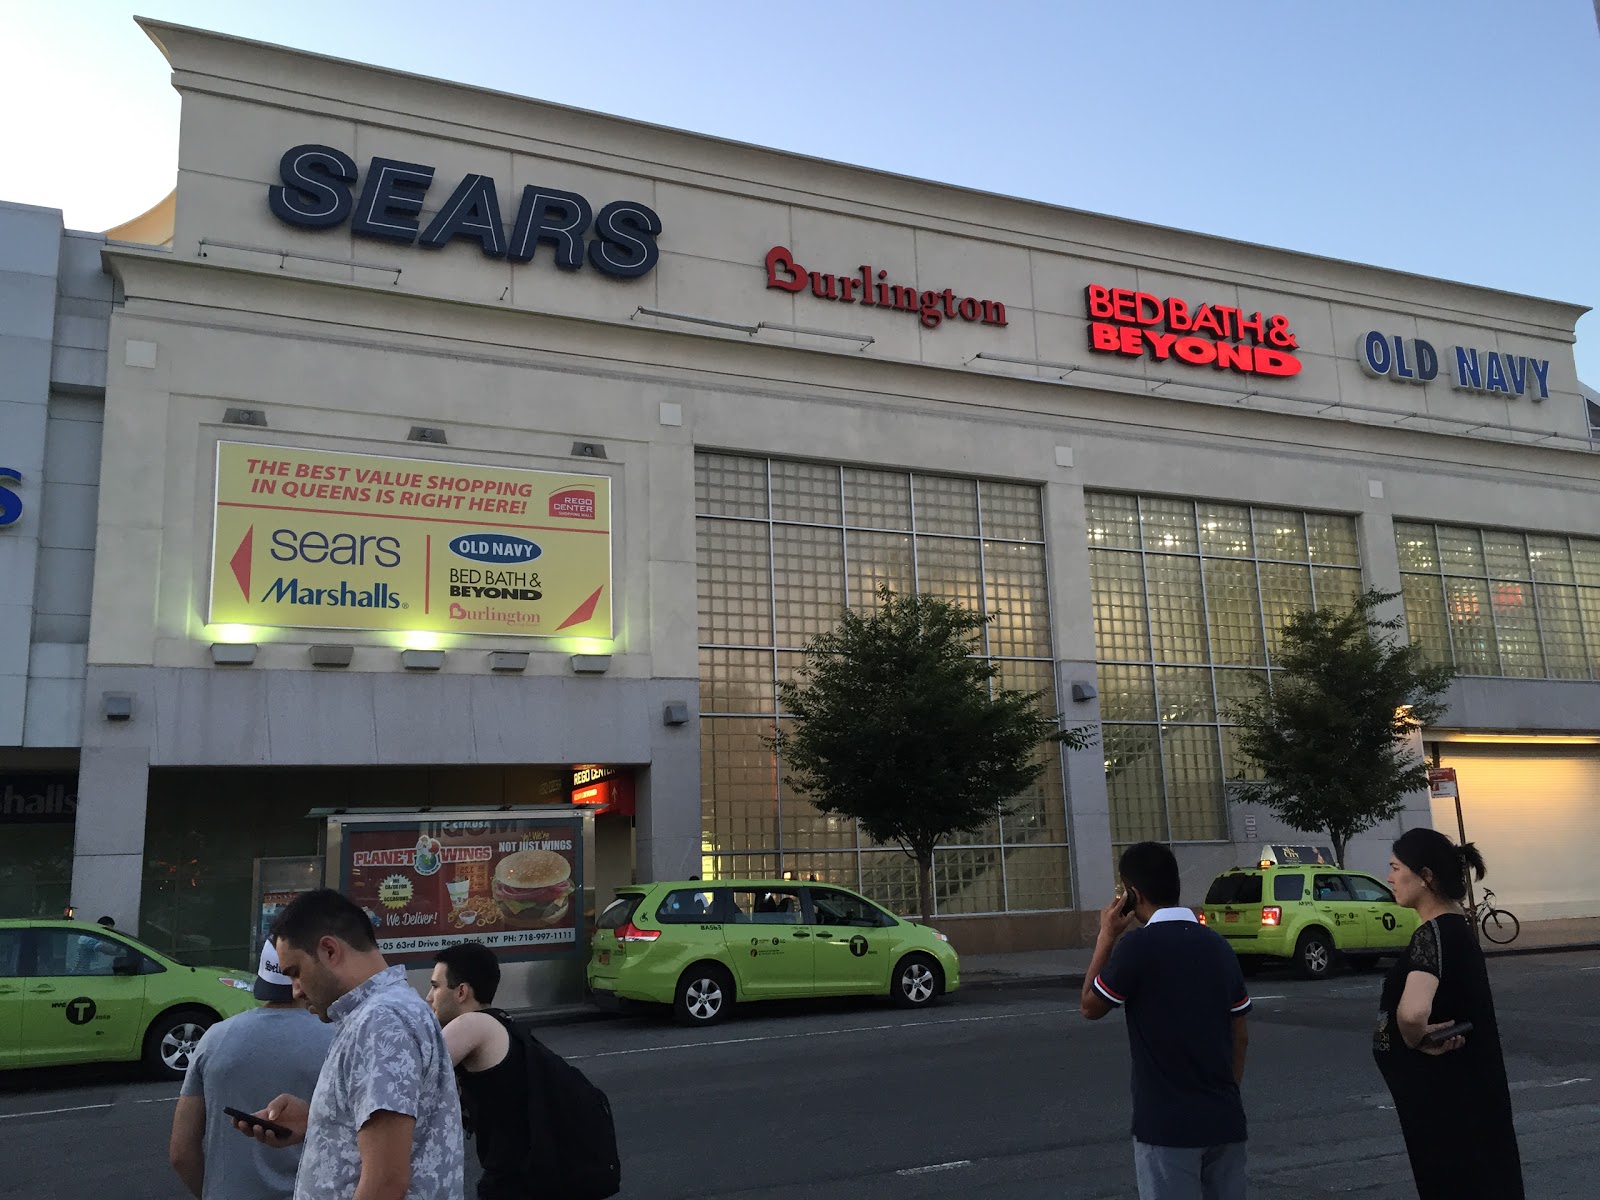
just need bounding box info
[1201,862,1420,979]
[587,880,960,1025]
[0,919,258,1079]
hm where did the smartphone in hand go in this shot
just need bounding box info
[223,1105,293,1139]
[1421,1021,1473,1047]
[1119,888,1138,917]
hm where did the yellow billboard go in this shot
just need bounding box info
[208,443,612,639]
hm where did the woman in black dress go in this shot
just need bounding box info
[1372,828,1523,1198]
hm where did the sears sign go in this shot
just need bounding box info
[448,534,542,565]
[0,467,21,528]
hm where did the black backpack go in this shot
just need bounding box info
[488,1010,621,1199]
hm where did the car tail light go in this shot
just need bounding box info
[1261,906,1282,926]
[1197,912,1207,926]
[616,921,661,943]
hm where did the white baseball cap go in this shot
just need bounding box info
[254,940,294,1002]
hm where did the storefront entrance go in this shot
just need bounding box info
[141,763,638,968]
[1435,743,1600,921]
[0,758,79,918]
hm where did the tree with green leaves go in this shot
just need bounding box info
[1226,588,1454,866]
[775,587,1091,923]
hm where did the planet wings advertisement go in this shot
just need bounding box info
[343,818,583,960]
[208,443,612,638]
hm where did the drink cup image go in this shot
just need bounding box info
[446,880,469,910]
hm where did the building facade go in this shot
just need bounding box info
[3,19,1598,969]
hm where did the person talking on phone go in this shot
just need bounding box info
[169,941,334,1200]
[1373,828,1524,1198]
[1081,841,1251,1200]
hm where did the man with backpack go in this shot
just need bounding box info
[427,942,620,1200]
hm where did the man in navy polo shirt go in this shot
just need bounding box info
[1081,841,1252,1199]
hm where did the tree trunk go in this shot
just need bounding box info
[917,850,935,925]
[1330,831,1348,868]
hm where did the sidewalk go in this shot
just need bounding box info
[957,915,1600,991]
[511,917,1600,1023]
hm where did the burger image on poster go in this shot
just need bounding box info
[492,849,574,928]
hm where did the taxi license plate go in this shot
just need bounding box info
[599,950,611,964]
[1225,912,1240,923]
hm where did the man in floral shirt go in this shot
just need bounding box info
[235,889,463,1200]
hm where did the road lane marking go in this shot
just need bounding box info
[568,1008,1059,1060]
[897,1160,972,1176]
[1509,1077,1591,1091]
[133,1096,180,1105]
[1251,995,1286,1001]
[0,1103,112,1120]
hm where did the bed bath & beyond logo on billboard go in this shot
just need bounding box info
[208,444,612,638]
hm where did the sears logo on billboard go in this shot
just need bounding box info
[448,534,542,564]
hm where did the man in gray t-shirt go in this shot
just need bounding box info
[171,942,334,1200]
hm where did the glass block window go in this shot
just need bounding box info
[1396,521,1600,681]
[697,452,1068,915]
[1085,492,1363,859]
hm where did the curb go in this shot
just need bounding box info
[1482,940,1600,960]
[960,972,1086,992]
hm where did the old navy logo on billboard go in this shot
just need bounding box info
[448,534,542,565]
[267,144,662,278]
[0,467,22,528]
[1359,331,1550,401]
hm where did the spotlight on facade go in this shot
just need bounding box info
[222,407,267,427]
[400,649,445,671]
[408,426,448,445]
[209,642,258,666]
[569,654,611,674]
[662,701,690,726]
[102,693,133,721]
[489,651,529,672]
[308,644,354,668]
[1070,681,1098,702]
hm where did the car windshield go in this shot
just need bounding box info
[1205,874,1263,905]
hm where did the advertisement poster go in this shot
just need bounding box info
[342,817,583,960]
[208,442,612,638]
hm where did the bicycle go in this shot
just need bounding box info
[1472,889,1520,945]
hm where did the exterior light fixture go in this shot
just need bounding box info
[102,693,133,722]
[309,644,354,667]
[209,643,258,666]
[408,426,448,445]
[400,649,444,671]
[662,701,690,726]
[1070,681,1098,702]
[223,408,267,427]
[489,651,529,672]
[569,654,611,674]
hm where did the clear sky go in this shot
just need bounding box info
[4,1,1597,380]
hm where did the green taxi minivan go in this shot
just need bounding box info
[0,919,259,1079]
[587,880,960,1025]
[1201,864,1420,979]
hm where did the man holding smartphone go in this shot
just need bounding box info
[234,888,464,1200]
[169,941,334,1200]
[1080,842,1252,1200]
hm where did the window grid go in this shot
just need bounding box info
[698,453,1069,916]
[1086,491,1364,847]
[1396,520,1600,682]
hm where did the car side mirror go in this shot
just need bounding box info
[112,954,140,975]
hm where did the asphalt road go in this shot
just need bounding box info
[5,950,1597,1199]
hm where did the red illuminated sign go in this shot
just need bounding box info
[766,246,1007,330]
[571,774,635,817]
[1085,285,1301,379]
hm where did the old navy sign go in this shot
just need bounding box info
[268,144,662,278]
[1085,286,1302,378]
[1359,332,1550,401]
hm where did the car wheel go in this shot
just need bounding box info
[1294,930,1334,980]
[143,1007,215,1080]
[891,953,942,1009]
[674,965,734,1027]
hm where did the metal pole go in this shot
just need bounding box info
[1453,784,1481,947]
